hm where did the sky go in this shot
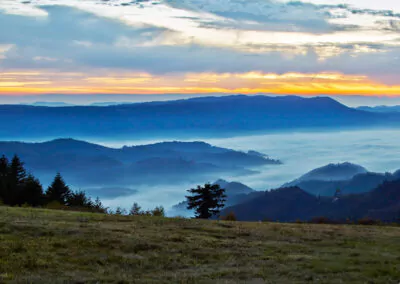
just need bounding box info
[1,0,400,98]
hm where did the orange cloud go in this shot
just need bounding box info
[1,70,400,96]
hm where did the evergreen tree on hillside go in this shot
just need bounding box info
[46,173,71,205]
[67,190,93,208]
[22,175,44,206]
[8,155,28,205]
[93,197,108,214]
[0,155,9,203]
[186,183,226,219]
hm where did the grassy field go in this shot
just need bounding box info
[0,207,399,283]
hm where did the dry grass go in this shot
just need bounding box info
[0,206,399,283]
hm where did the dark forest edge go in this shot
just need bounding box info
[0,154,165,216]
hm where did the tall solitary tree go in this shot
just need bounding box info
[46,173,71,205]
[186,183,226,219]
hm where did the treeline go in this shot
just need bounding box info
[0,154,166,216]
[0,155,107,213]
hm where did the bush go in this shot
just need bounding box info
[45,201,67,210]
[310,216,336,224]
[357,217,381,226]
[220,212,237,221]
[129,203,142,216]
[152,206,165,217]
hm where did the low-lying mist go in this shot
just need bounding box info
[93,128,400,215]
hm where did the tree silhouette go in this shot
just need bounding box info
[186,183,226,219]
[129,202,142,215]
[0,155,9,203]
[22,174,44,206]
[67,190,93,208]
[46,173,71,205]
[8,155,28,205]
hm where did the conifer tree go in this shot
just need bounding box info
[67,190,93,208]
[46,173,71,205]
[8,155,27,205]
[22,174,44,206]
[93,197,108,214]
[186,183,226,219]
[0,155,9,203]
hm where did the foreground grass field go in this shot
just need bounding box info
[0,207,399,283]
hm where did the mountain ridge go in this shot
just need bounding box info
[0,95,391,140]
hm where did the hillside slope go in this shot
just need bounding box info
[0,207,399,283]
[223,180,400,222]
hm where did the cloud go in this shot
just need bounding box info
[1,0,400,96]
[0,44,14,59]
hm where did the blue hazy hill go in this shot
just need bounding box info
[0,95,389,140]
[0,138,280,198]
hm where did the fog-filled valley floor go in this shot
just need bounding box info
[85,128,400,214]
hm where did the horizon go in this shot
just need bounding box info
[3,93,400,107]
[1,0,400,98]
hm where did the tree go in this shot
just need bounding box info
[93,197,108,214]
[129,202,142,215]
[46,173,71,205]
[0,155,9,203]
[186,183,226,219]
[115,207,126,215]
[67,190,93,208]
[8,155,28,205]
[152,206,165,217]
[22,174,44,206]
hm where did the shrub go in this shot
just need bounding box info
[129,202,142,216]
[310,216,335,224]
[152,206,165,217]
[45,201,67,210]
[357,217,381,226]
[221,211,237,221]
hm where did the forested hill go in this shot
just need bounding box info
[0,139,279,197]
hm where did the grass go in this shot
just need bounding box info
[0,207,399,283]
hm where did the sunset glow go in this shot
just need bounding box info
[1,0,400,97]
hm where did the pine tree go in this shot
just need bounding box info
[0,155,9,203]
[22,174,44,206]
[8,155,28,205]
[46,173,71,205]
[186,183,226,219]
[93,197,108,214]
[67,190,93,208]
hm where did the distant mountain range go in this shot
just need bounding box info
[282,162,400,196]
[172,162,400,218]
[357,105,400,113]
[0,139,280,198]
[217,162,400,222]
[221,180,400,223]
[0,95,395,140]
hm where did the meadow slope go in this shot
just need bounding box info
[0,207,399,283]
